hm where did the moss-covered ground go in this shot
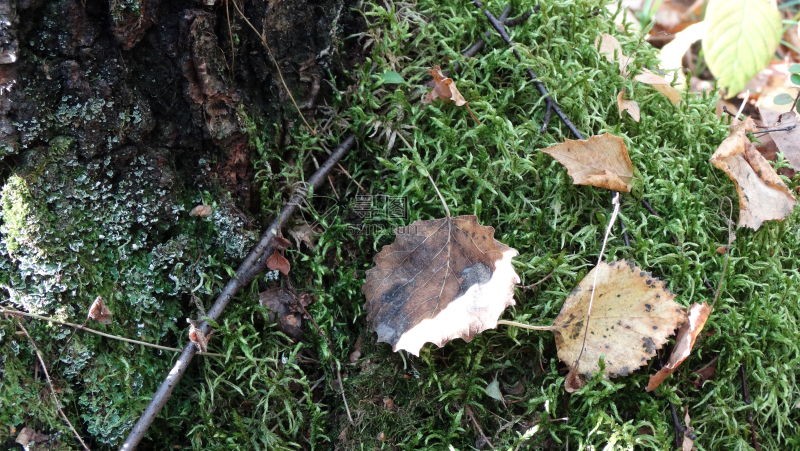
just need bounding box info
[2,0,800,449]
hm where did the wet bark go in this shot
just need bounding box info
[1,0,354,208]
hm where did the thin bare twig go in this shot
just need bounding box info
[122,134,355,450]
[470,0,583,138]
[15,320,90,451]
[0,307,268,361]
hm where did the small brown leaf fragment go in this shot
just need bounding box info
[682,407,695,451]
[634,70,682,105]
[552,260,686,389]
[187,319,211,353]
[87,296,113,325]
[596,33,631,76]
[617,90,641,122]
[272,235,292,251]
[189,204,212,217]
[363,215,519,356]
[646,302,711,391]
[541,133,635,192]
[259,287,305,339]
[424,66,468,106]
[16,426,50,449]
[289,222,318,249]
[710,117,797,230]
[757,90,800,171]
[267,251,291,276]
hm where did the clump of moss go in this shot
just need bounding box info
[0,135,256,446]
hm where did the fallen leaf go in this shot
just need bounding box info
[682,406,695,451]
[646,302,711,391]
[757,89,800,171]
[16,426,50,450]
[485,377,504,403]
[710,117,797,230]
[266,251,291,276]
[187,319,211,353]
[189,204,212,217]
[692,357,718,388]
[552,260,686,392]
[87,296,113,325]
[635,70,682,104]
[658,21,706,89]
[596,33,631,76]
[259,287,310,340]
[363,215,519,356]
[617,90,641,122]
[541,133,635,192]
[424,66,468,106]
[289,222,319,249]
[273,235,292,251]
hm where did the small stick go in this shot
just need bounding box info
[122,134,355,450]
[668,402,685,450]
[461,5,512,58]
[465,405,495,449]
[471,0,584,139]
[740,364,762,451]
[641,198,660,216]
[496,320,557,331]
[15,320,90,451]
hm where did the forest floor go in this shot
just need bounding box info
[3,0,800,449]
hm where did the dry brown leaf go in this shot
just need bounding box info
[617,90,641,122]
[710,117,797,230]
[646,302,711,391]
[16,426,50,450]
[187,319,211,353]
[189,204,212,217]
[658,21,706,89]
[541,133,635,192]
[87,296,113,325]
[423,66,468,107]
[267,251,291,276]
[757,89,800,171]
[260,287,308,340]
[596,33,631,76]
[289,222,319,249]
[634,70,682,105]
[682,406,695,451]
[552,260,686,392]
[363,215,519,356]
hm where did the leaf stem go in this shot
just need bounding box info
[497,319,557,331]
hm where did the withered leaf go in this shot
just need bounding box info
[646,302,711,391]
[423,66,468,107]
[87,296,113,325]
[189,204,212,217]
[187,319,211,353]
[289,222,318,249]
[363,215,519,356]
[541,133,635,192]
[617,90,641,122]
[267,251,291,276]
[552,260,686,392]
[15,426,51,449]
[596,33,631,76]
[710,117,797,230]
[634,70,682,105]
[259,287,308,340]
[757,90,800,171]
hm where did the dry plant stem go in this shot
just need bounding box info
[471,0,584,139]
[497,319,557,331]
[740,364,762,451]
[465,405,495,449]
[0,307,262,361]
[122,134,355,450]
[573,192,621,371]
[230,0,316,134]
[669,401,685,449]
[427,172,451,217]
[15,320,90,451]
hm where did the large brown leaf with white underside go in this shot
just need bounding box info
[553,260,686,392]
[363,215,519,356]
[710,117,796,230]
[541,133,635,192]
[646,302,711,391]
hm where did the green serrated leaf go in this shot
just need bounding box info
[774,93,795,105]
[792,73,800,86]
[702,0,782,96]
[380,71,405,85]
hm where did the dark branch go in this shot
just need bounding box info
[470,0,584,139]
[121,134,356,450]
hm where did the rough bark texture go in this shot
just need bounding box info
[0,0,356,447]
